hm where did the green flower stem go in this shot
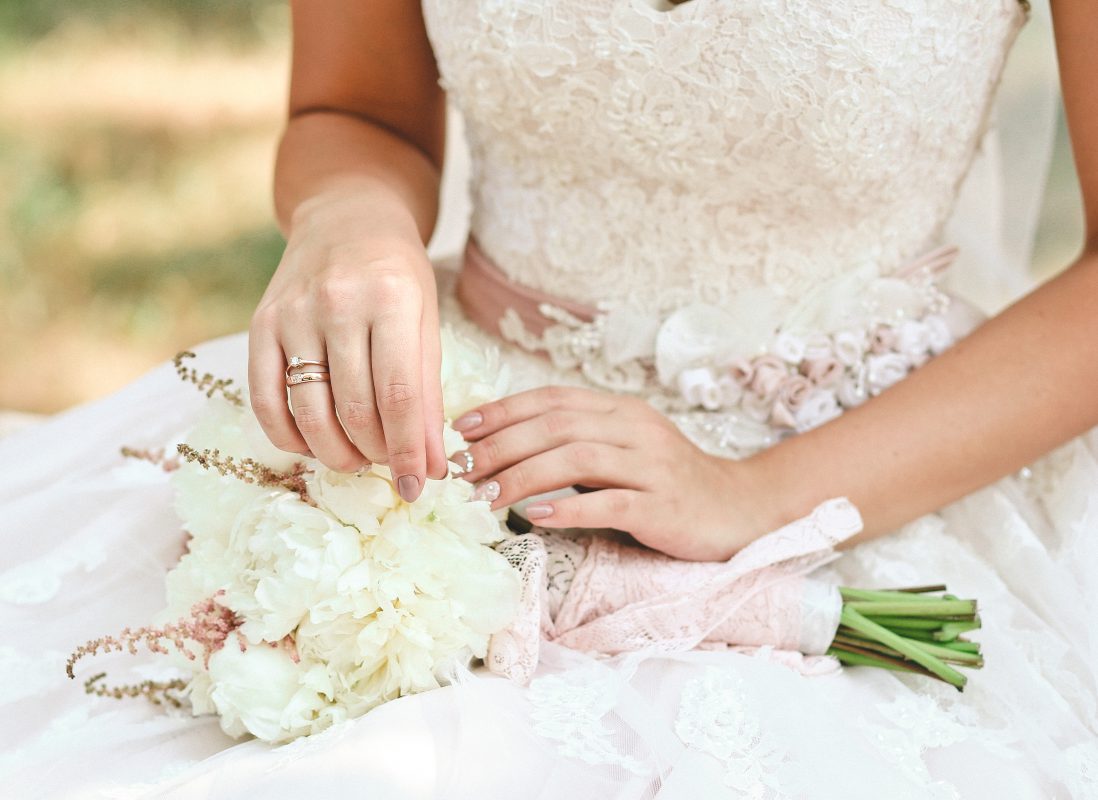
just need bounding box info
[853,616,946,631]
[934,620,982,641]
[827,645,936,679]
[839,588,943,603]
[845,599,977,617]
[938,640,981,654]
[833,634,906,660]
[906,639,983,666]
[840,606,968,690]
[887,584,949,594]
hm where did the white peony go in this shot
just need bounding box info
[206,643,320,742]
[440,325,509,418]
[162,333,521,743]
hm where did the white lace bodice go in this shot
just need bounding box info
[422,0,1025,315]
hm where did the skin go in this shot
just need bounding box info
[256,0,1097,560]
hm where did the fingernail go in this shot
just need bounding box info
[472,480,500,502]
[526,503,553,520]
[397,475,420,503]
[449,450,475,475]
[453,411,483,432]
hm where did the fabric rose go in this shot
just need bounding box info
[869,325,898,355]
[717,374,744,407]
[727,356,755,386]
[772,332,807,364]
[677,367,722,410]
[837,365,869,408]
[801,357,843,388]
[924,314,953,355]
[794,389,842,432]
[832,329,869,367]
[741,390,775,423]
[749,355,789,402]
[896,319,931,367]
[802,334,833,362]
[771,375,813,429]
[866,352,910,394]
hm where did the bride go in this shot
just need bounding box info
[3,0,1097,796]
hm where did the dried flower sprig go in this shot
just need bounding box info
[173,351,244,407]
[66,594,243,708]
[120,445,180,471]
[175,443,312,502]
[82,672,188,708]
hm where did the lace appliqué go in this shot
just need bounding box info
[674,666,789,797]
[861,694,977,800]
[527,665,649,776]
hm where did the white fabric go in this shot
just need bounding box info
[4,1,1098,797]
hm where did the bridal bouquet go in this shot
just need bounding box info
[67,329,520,743]
[68,328,983,744]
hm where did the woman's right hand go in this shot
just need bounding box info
[248,189,449,502]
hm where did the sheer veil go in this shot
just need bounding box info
[943,0,1060,313]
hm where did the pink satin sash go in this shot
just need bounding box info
[456,237,597,340]
[456,235,960,345]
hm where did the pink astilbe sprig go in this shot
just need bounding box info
[173,351,244,407]
[175,443,313,503]
[66,593,244,707]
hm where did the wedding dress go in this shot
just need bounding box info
[3,0,1097,797]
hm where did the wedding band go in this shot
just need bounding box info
[286,372,330,387]
[285,356,329,382]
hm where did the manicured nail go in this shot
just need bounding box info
[453,411,483,432]
[472,480,500,502]
[450,450,475,475]
[397,475,420,503]
[525,503,553,520]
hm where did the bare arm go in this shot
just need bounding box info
[250,1,450,499]
[746,0,1098,544]
[274,0,444,240]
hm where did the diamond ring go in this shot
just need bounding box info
[285,356,329,383]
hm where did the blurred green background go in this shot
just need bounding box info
[0,1,1087,415]
[0,0,288,413]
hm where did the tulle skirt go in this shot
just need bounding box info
[3,271,1097,799]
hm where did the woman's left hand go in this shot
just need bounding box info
[450,386,771,561]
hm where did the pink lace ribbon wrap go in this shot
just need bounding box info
[487,498,864,685]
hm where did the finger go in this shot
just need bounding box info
[420,293,448,480]
[283,337,367,473]
[371,306,426,502]
[248,318,309,455]
[454,410,631,482]
[522,488,645,530]
[471,442,641,509]
[454,386,618,440]
[327,325,387,463]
